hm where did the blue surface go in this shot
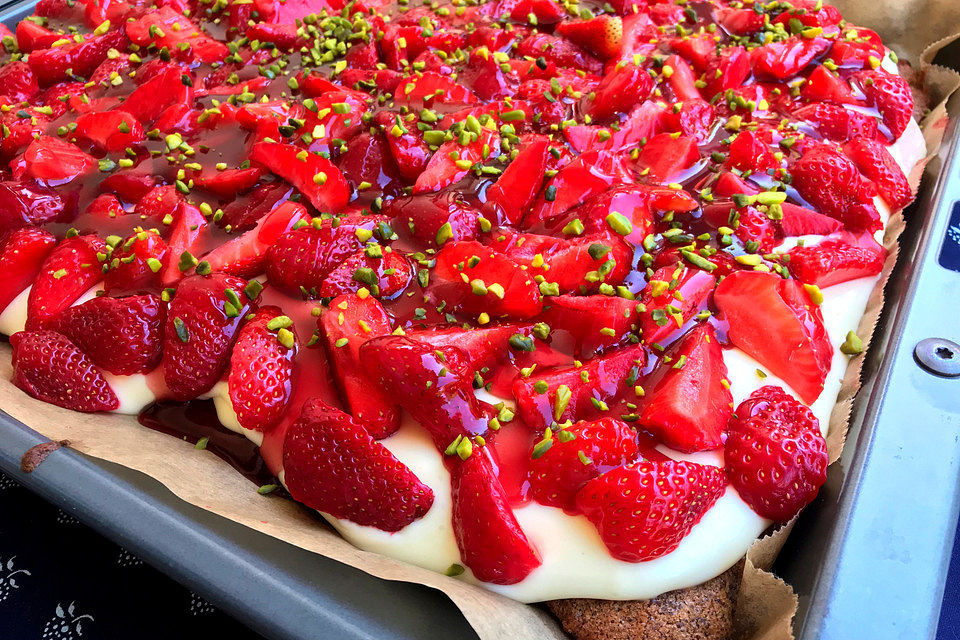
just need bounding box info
[939,516,960,640]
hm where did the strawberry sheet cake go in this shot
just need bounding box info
[0,0,929,636]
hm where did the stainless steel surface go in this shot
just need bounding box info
[915,338,960,377]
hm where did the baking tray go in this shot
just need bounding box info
[0,1,959,637]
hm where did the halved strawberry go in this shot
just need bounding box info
[788,232,886,287]
[125,6,227,64]
[335,132,402,198]
[524,150,630,228]
[790,144,882,232]
[162,273,255,400]
[385,191,480,247]
[319,293,400,439]
[376,111,432,180]
[564,100,669,154]
[527,418,638,510]
[843,136,913,209]
[193,168,263,199]
[0,228,56,315]
[16,20,61,52]
[716,7,764,34]
[104,229,167,294]
[0,61,39,102]
[582,62,654,121]
[27,235,106,330]
[854,69,914,139]
[539,295,638,355]
[703,46,750,97]
[54,294,165,375]
[638,324,731,452]
[228,306,297,431]
[413,127,500,194]
[484,135,550,225]
[121,64,193,125]
[218,183,294,232]
[283,398,434,532]
[749,37,829,81]
[13,136,96,186]
[555,16,622,61]
[250,142,350,213]
[429,240,542,320]
[393,71,479,108]
[714,270,832,404]
[451,452,541,584]
[28,30,126,86]
[201,201,310,278]
[726,129,779,173]
[84,194,126,220]
[801,65,854,104]
[664,54,702,102]
[0,180,70,228]
[635,133,700,182]
[162,200,208,287]
[576,459,726,561]
[319,248,412,299]
[638,265,716,347]
[725,385,827,522]
[405,323,530,375]
[772,0,841,27]
[512,344,646,430]
[567,183,698,242]
[668,33,714,70]
[793,102,878,142]
[10,330,119,412]
[701,202,778,253]
[778,202,843,237]
[516,32,603,74]
[74,110,144,152]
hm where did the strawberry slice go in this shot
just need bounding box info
[517,32,602,74]
[74,110,144,152]
[376,111,432,180]
[53,294,165,376]
[104,229,167,293]
[801,65,854,104]
[28,30,126,86]
[228,306,297,431]
[701,202,778,253]
[790,144,882,232]
[565,183,698,241]
[637,324,731,452]
[405,323,530,375]
[121,64,193,125]
[413,128,500,194]
[527,418,638,510]
[717,7,764,34]
[512,344,646,430]
[788,232,886,287]
[319,294,400,439]
[0,61,39,102]
[201,201,309,278]
[10,330,119,412]
[193,168,263,199]
[664,54,702,102]
[854,69,914,139]
[772,0,841,27]
[162,199,208,287]
[667,33,714,70]
[539,295,639,356]
[27,235,107,330]
[360,335,494,448]
[726,129,779,173]
[0,228,56,315]
[125,6,227,64]
[335,132,403,198]
[793,102,878,142]
[16,21,61,52]
[635,133,700,182]
[13,136,96,186]
[638,265,716,347]
[451,452,541,584]
[525,150,630,228]
[0,180,70,228]
[576,459,726,561]
[714,270,832,404]
[385,191,480,248]
[250,142,350,213]
[725,385,827,522]
[564,101,669,154]
[84,194,126,219]
[582,61,654,121]
[484,135,550,225]
[162,273,255,400]
[319,248,412,299]
[702,46,750,98]
[429,240,542,320]
[555,16,622,61]
[283,398,434,532]
[778,202,843,237]
[393,71,479,108]
[749,37,829,81]
[843,136,913,209]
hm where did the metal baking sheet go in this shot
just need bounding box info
[0,1,958,637]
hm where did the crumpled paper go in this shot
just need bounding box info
[2,2,959,639]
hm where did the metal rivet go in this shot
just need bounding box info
[914,338,960,378]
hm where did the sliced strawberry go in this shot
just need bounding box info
[484,135,550,225]
[583,62,654,121]
[528,418,638,510]
[13,136,96,186]
[726,129,779,173]
[194,168,263,199]
[512,344,646,430]
[335,132,402,198]
[790,144,882,232]
[702,46,750,98]
[496,0,563,24]
[772,0,841,27]
[10,330,118,412]
[635,133,700,182]
[638,266,716,347]
[393,71,479,108]
[801,65,854,104]
[566,183,698,242]
[725,385,827,522]
[539,295,638,355]
[0,61,39,102]
[104,229,167,293]
[84,194,126,219]
[319,294,400,439]
[701,202,778,253]
[27,235,106,330]
[525,150,630,228]
[555,16,622,61]
[668,33,714,70]
[53,294,165,376]
[0,180,71,228]
[576,459,726,561]
[749,37,829,81]
[162,199,208,286]
[162,273,254,400]
[413,128,500,194]
[228,306,296,431]
[28,30,127,86]
[778,202,843,236]
[385,191,480,247]
[125,6,227,64]
[360,335,493,448]
[788,232,886,287]
[793,102,878,142]
[74,109,144,152]
[638,324,731,452]
[843,136,913,209]
[717,7,764,34]
[405,323,530,375]
[854,69,914,139]
[218,183,294,232]
[711,172,759,199]
[430,240,542,320]
[319,248,412,299]
[250,142,350,213]
[516,32,603,74]
[201,201,309,278]
[451,452,541,584]
[714,270,832,404]
[564,100,669,153]
[0,228,56,314]
[16,20,61,52]
[121,64,193,125]
[283,398,434,532]
[664,54,702,102]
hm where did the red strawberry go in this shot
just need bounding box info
[749,37,829,81]
[539,295,639,355]
[565,100,669,153]
[84,194,126,219]
[15,21,61,52]
[121,64,193,125]
[0,180,70,228]
[664,54,702,102]
[360,335,493,449]
[228,306,296,431]
[413,128,500,194]
[517,32,603,74]
[711,171,759,198]
[0,61,39,102]
[484,135,551,225]
[0,228,56,315]
[53,294,165,376]
[664,98,716,142]
[10,330,119,412]
[772,0,841,27]
[125,6,227,64]
[451,452,541,584]
[717,7,764,34]
[854,70,914,139]
[843,136,913,209]
[405,323,531,375]
[385,191,480,248]
[788,232,886,287]
[583,62,654,121]
[218,183,294,232]
[162,199,208,286]
[638,266,716,347]
[13,136,96,185]
[512,344,646,430]
[635,133,700,182]
[790,144,882,232]
[668,34,714,70]
[576,459,726,561]
[283,398,434,532]
[778,202,843,237]
[555,16,623,61]
[801,65,854,104]
[429,240,542,320]
[376,111,432,180]
[702,46,750,97]
[725,385,827,522]
[335,132,402,198]
[726,130,779,173]
[525,150,631,228]
[564,183,698,242]
[714,270,832,404]
[27,235,107,330]
[701,202,778,253]
[319,294,400,439]
[201,201,309,278]
[249,142,350,213]
[162,273,255,400]
[638,324,731,452]
[393,71,479,109]
[828,32,885,68]
[527,418,638,510]
[74,110,144,152]
[27,30,127,86]
[793,102,878,142]
[319,248,412,299]
[193,167,263,199]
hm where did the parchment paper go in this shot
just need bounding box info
[3,3,960,639]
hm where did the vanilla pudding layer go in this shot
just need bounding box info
[0,112,927,603]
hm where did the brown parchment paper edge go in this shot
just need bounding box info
[0,8,958,640]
